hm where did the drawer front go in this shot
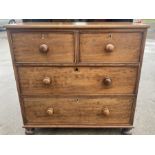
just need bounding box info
[18,66,137,95]
[11,32,74,63]
[80,32,142,63]
[23,96,134,125]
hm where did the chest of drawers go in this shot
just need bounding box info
[6,22,149,134]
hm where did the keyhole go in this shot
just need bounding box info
[74,67,79,72]
[108,34,112,39]
[76,98,79,102]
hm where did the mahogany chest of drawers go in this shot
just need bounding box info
[5,22,149,134]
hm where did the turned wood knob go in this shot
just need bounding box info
[103,107,110,116]
[43,77,51,85]
[47,108,54,116]
[103,77,112,86]
[39,44,49,53]
[105,43,114,52]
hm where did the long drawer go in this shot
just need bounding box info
[18,66,138,96]
[11,32,75,63]
[80,32,142,63]
[23,96,134,125]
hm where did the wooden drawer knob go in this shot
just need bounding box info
[105,43,114,52]
[103,77,112,86]
[43,77,51,85]
[103,107,110,116]
[39,44,49,53]
[47,108,54,116]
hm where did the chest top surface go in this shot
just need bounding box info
[5,22,149,29]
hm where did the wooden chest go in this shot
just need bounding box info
[5,22,149,134]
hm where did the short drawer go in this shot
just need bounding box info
[11,32,74,63]
[80,32,142,63]
[18,66,137,95]
[23,96,134,125]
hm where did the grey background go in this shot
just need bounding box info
[0,20,155,134]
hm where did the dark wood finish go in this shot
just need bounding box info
[5,22,149,134]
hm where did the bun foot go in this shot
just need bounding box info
[121,128,132,135]
[25,128,35,135]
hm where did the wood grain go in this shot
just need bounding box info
[5,22,149,132]
[18,66,138,95]
[80,32,142,63]
[11,32,74,63]
[23,96,134,125]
